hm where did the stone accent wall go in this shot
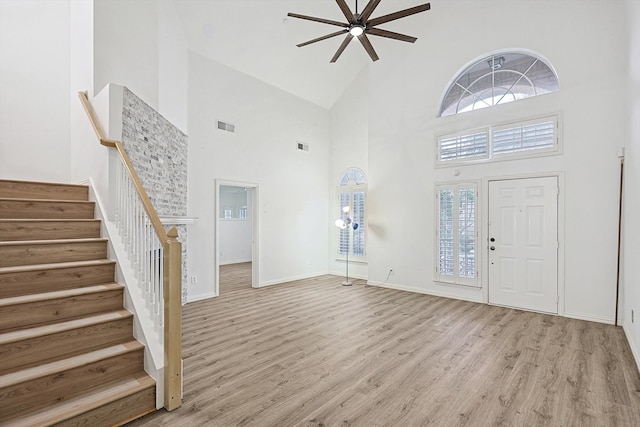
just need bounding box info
[121,87,189,303]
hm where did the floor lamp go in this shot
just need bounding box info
[335,205,358,286]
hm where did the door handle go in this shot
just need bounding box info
[490,237,495,242]
[490,246,495,251]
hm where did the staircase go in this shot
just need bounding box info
[0,179,156,426]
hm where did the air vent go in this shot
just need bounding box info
[217,120,235,133]
[297,141,309,152]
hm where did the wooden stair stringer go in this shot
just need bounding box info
[0,179,157,426]
[0,373,155,427]
[0,341,146,422]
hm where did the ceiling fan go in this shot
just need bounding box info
[287,0,431,63]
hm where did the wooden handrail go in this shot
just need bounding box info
[78,91,168,243]
[78,91,119,148]
[78,90,182,410]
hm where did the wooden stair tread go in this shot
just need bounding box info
[0,258,115,274]
[0,309,132,346]
[0,340,143,389]
[0,197,94,204]
[0,237,107,246]
[0,218,99,222]
[0,179,158,424]
[0,180,89,201]
[1,373,155,427]
[0,219,102,242]
[0,283,122,308]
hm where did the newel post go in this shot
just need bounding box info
[164,226,183,410]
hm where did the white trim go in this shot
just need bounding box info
[436,48,561,118]
[159,216,198,225]
[368,280,484,304]
[258,272,329,288]
[215,179,259,296]
[186,291,217,303]
[435,113,562,167]
[563,311,615,325]
[87,177,164,409]
[436,127,489,165]
[335,182,368,262]
[482,172,565,316]
[329,269,368,281]
[220,259,252,266]
[434,181,481,287]
[622,322,640,373]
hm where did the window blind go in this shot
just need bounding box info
[438,131,488,162]
[493,120,555,154]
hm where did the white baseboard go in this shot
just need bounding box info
[328,270,368,281]
[562,311,615,325]
[220,259,252,266]
[186,291,217,303]
[622,321,640,373]
[259,272,329,288]
[367,280,484,304]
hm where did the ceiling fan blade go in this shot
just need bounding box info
[359,0,382,22]
[366,3,431,27]
[287,13,348,28]
[297,30,349,47]
[330,34,354,63]
[358,33,379,62]
[335,0,356,23]
[367,28,417,43]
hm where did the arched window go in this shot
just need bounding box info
[337,168,367,259]
[439,51,559,117]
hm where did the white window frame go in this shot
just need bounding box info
[435,181,480,287]
[436,127,490,164]
[436,114,562,167]
[336,184,367,262]
[438,50,560,117]
[336,168,368,263]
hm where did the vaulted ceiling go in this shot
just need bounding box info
[173,0,432,108]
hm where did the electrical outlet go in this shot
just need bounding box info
[191,275,198,284]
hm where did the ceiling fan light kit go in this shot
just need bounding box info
[288,0,431,63]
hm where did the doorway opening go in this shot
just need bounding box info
[215,180,259,295]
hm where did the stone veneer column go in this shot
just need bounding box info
[121,87,189,303]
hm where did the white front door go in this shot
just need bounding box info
[488,176,558,314]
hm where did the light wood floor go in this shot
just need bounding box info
[129,265,640,426]
[219,261,253,293]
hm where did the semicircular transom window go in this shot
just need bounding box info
[440,52,559,117]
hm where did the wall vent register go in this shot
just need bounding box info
[217,120,235,133]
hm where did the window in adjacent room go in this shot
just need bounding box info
[436,182,479,286]
[219,185,248,220]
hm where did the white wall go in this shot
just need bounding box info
[94,0,159,110]
[186,53,330,301]
[158,0,188,133]
[329,67,370,280]
[69,0,111,192]
[94,0,188,134]
[0,0,71,182]
[366,0,627,323]
[623,0,640,370]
